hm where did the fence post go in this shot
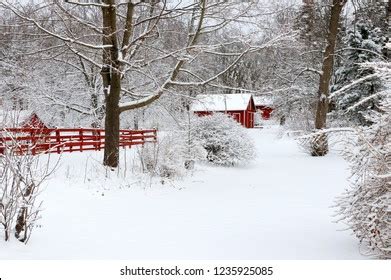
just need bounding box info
[31,130,36,155]
[93,129,97,151]
[79,128,83,152]
[119,130,122,148]
[0,135,4,155]
[130,131,134,148]
[69,129,73,153]
[56,129,61,154]
[97,130,101,151]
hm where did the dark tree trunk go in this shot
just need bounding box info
[4,225,9,241]
[15,207,27,242]
[101,0,121,167]
[312,0,346,156]
[103,74,121,167]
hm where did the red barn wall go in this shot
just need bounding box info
[256,106,273,120]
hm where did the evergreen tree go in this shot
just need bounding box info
[332,20,385,125]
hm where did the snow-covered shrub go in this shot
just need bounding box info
[336,95,391,259]
[138,132,187,180]
[191,113,256,166]
[296,132,327,156]
[0,135,55,243]
[181,111,207,168]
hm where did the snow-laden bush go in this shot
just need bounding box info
[0,136,56,243]
[136,113,256,181]
[336,94,391,259]
[191,113,256,166]
[138,132,187,180]
[297,132,329,156]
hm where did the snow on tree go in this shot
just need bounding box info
[332,20,386,125]
[191,113,256,166]
[336,66,391,259]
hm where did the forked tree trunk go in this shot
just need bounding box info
[312,0,346,156]
[101,0,121,168]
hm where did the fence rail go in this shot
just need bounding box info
[0,127,157,155]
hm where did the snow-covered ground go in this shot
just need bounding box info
[0,126,364,259]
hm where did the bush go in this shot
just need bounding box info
[138,132,186,180]
[336,95,391,259]
[137,113,256,183]
[0,136,55,243]
[191,113,256,166]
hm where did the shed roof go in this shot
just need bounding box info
[0,110,47,128]
[253,95,274,107]
[191,94,253,112]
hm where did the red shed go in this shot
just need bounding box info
[21,112,49,130]
[1,111,50,133]
[0,111,50,154]
[1,111,48,129]
[191,94,256,128]
[254,95,274,120]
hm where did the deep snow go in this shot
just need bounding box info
[0,126,364,259]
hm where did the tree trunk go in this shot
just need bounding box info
[101,0,121,168]
[312,0,346,156]
[103,74,121,167]
[15,206,27,242]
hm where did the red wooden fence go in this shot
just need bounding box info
[0,127,157,155]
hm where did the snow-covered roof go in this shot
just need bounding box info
[253,95,274,107]
[191,94,253,112]
[0,110,45,127]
